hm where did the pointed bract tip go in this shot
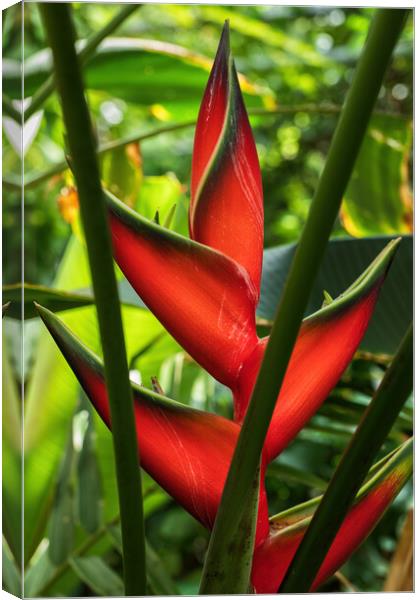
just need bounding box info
[2,301,11,317]
[362,236,401,283]
[33,301,55,325]
[217,19,230,58]
[306,237,402,324]
[383,236,401,275]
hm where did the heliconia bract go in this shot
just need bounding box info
[37,21,411,593]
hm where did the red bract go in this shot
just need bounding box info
[36,304,270,545]
[252,439,412,592]
[37,303,411,591]
[38,23,411,592]
[190,23,264,296]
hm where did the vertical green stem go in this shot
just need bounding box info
[200,8,407,594]
[280,323,413,592]
[40,4,146,595]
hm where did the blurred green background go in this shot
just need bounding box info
[2,3,413,596]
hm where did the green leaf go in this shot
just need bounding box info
[2,336,22,564]
[2,537,21,597]
[6,38,267,114]
[3,283,93,319]
[135,173,189,237]
[101,142,143,208]
[2,281,148,320]
[107,525,179,595]
[266,462,327,492]
[144,540,180,595]
[342,115,413,236]
[258,235,412,354]
[24,545,56,598]
[166,4,330,68]
[69,556,124,596]
[77,402,103,534]
[23,235,179,562]
[23,237,92,561]
[48,431,75,566]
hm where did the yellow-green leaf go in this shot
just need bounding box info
[341,115,413,236]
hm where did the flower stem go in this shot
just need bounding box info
[40,4,146,595]
[200,8,408,594]
[280,323,413,592]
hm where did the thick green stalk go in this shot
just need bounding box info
[280,323,413,592]
[40,4,146,595]
[26,3,139,121]
[200,8,407,594]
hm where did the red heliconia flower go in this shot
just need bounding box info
[37,23,411,592]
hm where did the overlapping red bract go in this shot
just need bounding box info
[109,209,258,388]
[38,301,410,591]
[39,23,410,593]
[235,284,384,461]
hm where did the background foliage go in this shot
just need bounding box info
[2,3,413,596]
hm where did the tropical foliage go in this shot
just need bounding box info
[2,3,412,596]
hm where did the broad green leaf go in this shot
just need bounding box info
[5,38,268,113]
[48,432,75,566]
[69,556,124,596]
[258,235,412,355]
[2,537,21,597]
[342,115,413,236]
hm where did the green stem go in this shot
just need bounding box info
[280,323,413,592]
[40,4,146,595]
[199,8,407,594]
[25,3,139,121]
